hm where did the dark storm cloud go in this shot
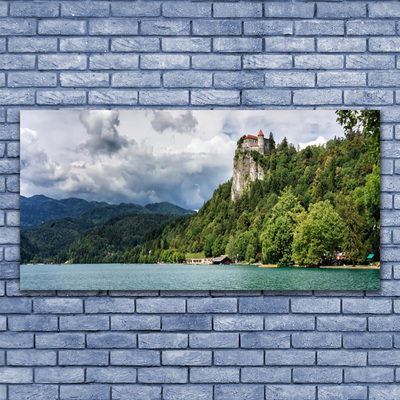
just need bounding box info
[150,111,198,133]
[79,110,130,155]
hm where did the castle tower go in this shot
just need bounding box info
[257,129,265,154]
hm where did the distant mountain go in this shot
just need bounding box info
[21,195,194,229]
[145,202,195,216]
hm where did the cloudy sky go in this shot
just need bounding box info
[21,110,344,210]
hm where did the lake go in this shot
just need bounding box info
[20,263,380,291]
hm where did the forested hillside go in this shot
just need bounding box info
[135,110,380,266]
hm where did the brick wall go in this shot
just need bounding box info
[0,1,399,398]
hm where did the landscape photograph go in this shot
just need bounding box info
[20,109,380,290]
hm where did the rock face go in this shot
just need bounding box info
[231,151,265,202]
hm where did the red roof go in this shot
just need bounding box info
[244,135,258,140]
[258,129,264,136]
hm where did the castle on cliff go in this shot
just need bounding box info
[242,129,269,155]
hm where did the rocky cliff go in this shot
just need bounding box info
[231,151,265,202]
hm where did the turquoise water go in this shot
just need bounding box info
[20,263,380,291]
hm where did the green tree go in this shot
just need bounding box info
[225,235,237,261]
[203,234,214,257]
[292,200,345,266]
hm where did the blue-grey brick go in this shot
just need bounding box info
[214,384,264,400]
[138,367,187,383]
[190,367,239,383]
[140,90,188,106]
[0,263,19,278]
[242,89,291,105]
[139,333,187,349]
[163,71,211,88]
[11,2,59,17]
[85,298,135,313]
[112,38,160,52]
[162,315,211,331]
[0,194,18,209]
[369,2,400,18]
[382,143,400,158]
[60,315,109,331]
[344,333,392,349]
[265,2,314,18]
[292,333,341,349]
[89,19,138,35]
[0,74,4,87]
[369,350,400,365]
[8,315,57,331]
[0,19,36,36]
[265,315,314,331]
[187,298,237,313]
[347,55,395,69]
[214,315,263,331]
[9,385,58,400]
[191,90,239,106]
[244,21,292,36]
[112,2,160,17]
[0,3,6,17]
[317,316,366,331]
[265,72,314,88]
[193,55,240,70]
[90,54,138,70]
[317,3,366,18]
[296,55,344,69]
[162,350,211,366]
[214,350,263,366]
[141,54,189,70]
[295,20,344,36]
[239,297,288,313]
[318,71,365,87]
[60,38,108,53]
[59,350,109,366]
[345,89,393,105]
[292,298,340,314]
[371,386,400,400]
[87,367,136,383]
[162,38,210,53]
[39,19,86,35]
[264,37,314,52]
[318,38,366,53]
[61,72,109,88]
[214,38,262,53]
[112,385,161,400]
[318,385,367,400]
[163,385,212,400]
[111,350,159,366]
[5,246,19,261]
[294,89,342,105]
[163,2,210,18]
[34,298,83,314]
[345,367,393,383]
[62,2,110,17]
[0,316,5,331]
[38,54,87,70]
[9,72,57,88]
[36,367,84,383]
[265,385,315,400]
[241,332,290,349]
[136,298,185,313]
[193,20,241,36]
[141,20,189,36]
[370,38,400,53]
[381,229,392,245]
[266,350,315,366]
[347,20,395,36]
[214,3,262,18]
[0,228,18,244]
[318,350,366,366]
[0,297,31,313]
[370,71,400,87]
[0,55,35,70]
[7,349,56,366]
[87,332,136,349]
[0,333,33,348]
[111,315,160,330]
[369,316,400,331]
[112,71,160,88]
[9,37,57,53]
[89,90,138,105]
[293,367,342,383]
[343,299,391,314]
[37,90,86,105]
[242,367,291,383]
[60,385,110,400]
[382,126,394,142]
[190,332,238,348]
[6,175,20,191]
[0,368,32,383]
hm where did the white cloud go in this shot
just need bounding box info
[298,135,328,150]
